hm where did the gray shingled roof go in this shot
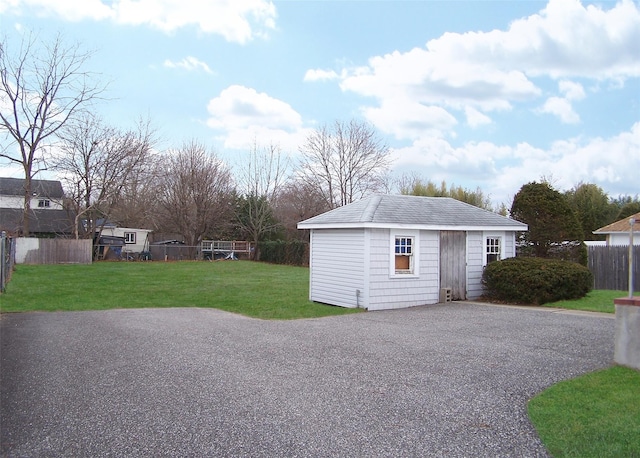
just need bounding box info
[0,208,75,235]
[298,195,527,230]
[0,177,64,199]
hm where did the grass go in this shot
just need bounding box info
[528,365,640,457]
[542,289,634,314]
[0,261,362,319]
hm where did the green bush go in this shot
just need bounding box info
[482,257,593,305]
[258,240,309,266]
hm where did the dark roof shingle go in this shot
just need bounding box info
[0,177,64,199]
[0,208,74,235]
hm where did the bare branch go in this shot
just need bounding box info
[298,119,390,209]
[0,31,105,235]
[54,114,156,239]
[156,140,233,248]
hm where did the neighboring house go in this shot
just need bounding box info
[0,177,74,236]
[98,222,152,255]
[297,194,528,311]
[593,212,640,246]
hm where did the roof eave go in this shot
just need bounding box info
[298,222,528,231]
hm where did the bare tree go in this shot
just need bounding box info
[55,114,155,239]
[0,32,104,235]
[273,179,330,240]
[108,160,162,231]
[396,174,493,210]
[234,142,289,258]
[298,120,390,209]
[157,141,233,248]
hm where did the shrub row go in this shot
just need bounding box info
[482,257,593,305]
[258,240,309,266]
[516,241,588,266]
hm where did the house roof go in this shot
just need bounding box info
[593,212,640,234]
[298,194,528,231]
[0,208,75,235]
[0,177,65,199]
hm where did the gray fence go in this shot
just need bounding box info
[588,245,639,292]
[16,238,92,264]
[1,232,16,293]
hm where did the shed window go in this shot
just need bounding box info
[394,236,414,273]
[38,199,50,208]
[124,232,136,244]
[486,237,501,264]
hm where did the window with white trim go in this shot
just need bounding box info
[486,237,501,264]
[38,199,50,208]
[394,236,415,274]
[124,232,136,244]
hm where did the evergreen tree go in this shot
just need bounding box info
[511,181,585,263]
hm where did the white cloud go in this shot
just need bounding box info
[163,56,214,74]
[205,85,309,150]
[335,0,639,141]
[0,0,277,43]
[426,0,640,80]
[303,69,339,82]
[464,107,492,128]
[537,80,586,123]
[339,47,539,112]
[0,0,113,20]
[389,123,640,205]
[539,96,580,124]
[0,0,19,15]
[559,80,586,101]
[363,99,458,140]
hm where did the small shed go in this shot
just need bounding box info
[593,211,640,246]
[297,194,527,311]
[99,225,152,255]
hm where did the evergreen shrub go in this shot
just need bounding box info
[482,257,593,305]
[258,240,309,266]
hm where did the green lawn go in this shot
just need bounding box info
[542,289,635,314]
[0,261,361,319]
[529,365,640,457]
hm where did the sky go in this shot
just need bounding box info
[0,0,639,207]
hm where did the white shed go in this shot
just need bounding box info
[100,226,152,254]
[593,211,640,246]
[297,194,528,311]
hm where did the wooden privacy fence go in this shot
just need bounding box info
[15,238,92,264]
[1,232,16,292]
[588,245,639,292]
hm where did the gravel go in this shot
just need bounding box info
[1,303,614,457]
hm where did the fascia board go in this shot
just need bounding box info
[298,222,528,231]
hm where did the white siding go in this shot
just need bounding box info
[504,232,516,257]
[466,231,484,299]
[309,229,365,308]
[367,229,440,311]
[467,231,518,300]
[309,227,523,310]
[0,195,63,210]
[100,227,152,253]
[608,233,640,246]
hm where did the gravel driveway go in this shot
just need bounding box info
[1,303,614,457]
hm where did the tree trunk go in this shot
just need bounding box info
[22,175,31,236]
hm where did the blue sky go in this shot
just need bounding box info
[1,0,639,206]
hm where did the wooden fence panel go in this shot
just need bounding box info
[1,232,16,292]
[588,245,640,292]
[16,238,92,264]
